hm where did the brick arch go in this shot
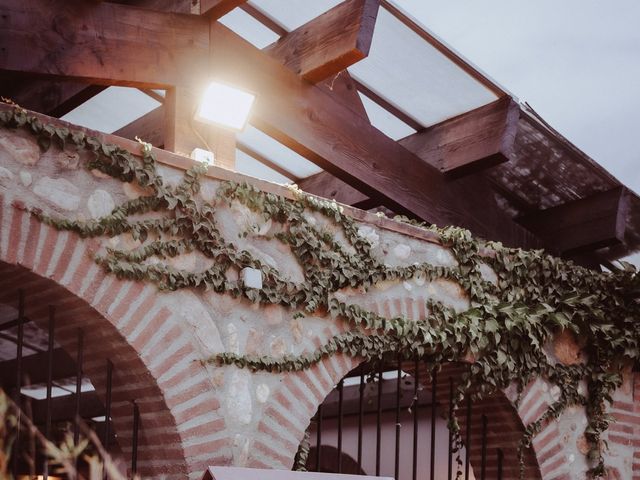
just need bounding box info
[252,352,572,479]
[0,197,229,479]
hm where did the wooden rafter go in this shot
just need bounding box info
[517,187,629,254]
[398,96,520,175]
[264,0,380,83]
[0,0,211,88]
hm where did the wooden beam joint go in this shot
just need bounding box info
[517,187,629,254]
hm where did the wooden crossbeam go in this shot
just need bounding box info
[399,97,520,176]
[0,0,210,88]
[298,171,370,207]
[0,0,539,247]
[517,187,629,254]
[210,24,538,247]
[200,0,247,18]
[264,0,379,83]
[113,106,165,147]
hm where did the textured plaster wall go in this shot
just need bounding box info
[0,120,637,479]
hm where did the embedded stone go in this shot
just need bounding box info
[270,336,287,356]
[255,383,270,403]
[87,189,115,219]
[393,244,411,260]
[91,168,111,179]
[357,225,380,249]
[169,252,197,271]
[290,318,303,344]
[576,434,589,454]
[553,329,583,365]
[403,281,413,291]
[241,267,262,289]
[0,133,40,165]
[264,304,284,326]
[19,171,32,187]
[33,177,81,211]
[245,328,263,355]
[55,150,80,169]
[122,181,151,199]
[0,167,14,185]
[232,434,250,467]
[478,263,498,285]
[225,370,253,426]
[225,323,240,354]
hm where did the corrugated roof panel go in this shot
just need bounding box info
[61,87,161,134]
[237,125,322,179]
[247,0,342,31]
[348,7,498,128]
[219,7,280,48]
[358,92,416,140]
[235,149,293,184]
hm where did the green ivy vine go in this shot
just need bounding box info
[1,104,639,478]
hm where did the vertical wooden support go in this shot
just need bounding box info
[164,86,236,169]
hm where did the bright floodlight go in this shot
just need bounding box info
[195,81,255,131]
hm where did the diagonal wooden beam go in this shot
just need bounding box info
[264,0,380,83]
[297,171,370,207]
[398,96,520,176]
[200,0,247,18]
[0,0,210,88]
[517,187,629,254]
[209,24,539,247]
[113,106,165,147]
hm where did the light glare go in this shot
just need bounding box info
[195,82,255,131]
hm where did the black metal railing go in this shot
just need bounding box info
[305,359,504,480]
[0,289,141,479]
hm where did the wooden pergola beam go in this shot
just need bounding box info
[297,171,370,206]
[399,96,520,176]
[210,24,538,247]
[517,187,629,254]
[0,0,211,88]
[264,0,380,83]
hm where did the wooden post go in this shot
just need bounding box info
[164,86,236,169]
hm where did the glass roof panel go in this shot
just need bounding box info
[235,149,292,184]
[61,87,161,134]
[219,7,280,48]
[358,92,416,140]
[247,0,342,31]
[348,7,498,128]
[237,125,322,179]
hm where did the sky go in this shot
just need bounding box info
[401,0,640,195]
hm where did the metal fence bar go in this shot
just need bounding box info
[447,378,453,480]
[430,366,437,480]
[12,289,25,477]
[74,329,84,446]
[357,372,364,472]
[337,379,344,473]
[131,402,140,474]
[412,359,419,480]
[480,414,488,480]
[375,363,383,477]
[464,395,472,480]
[394,357,401,480]
[497,448,504,480]
[44,306,55,480]
[316,404,323,471]
[103,360,113,479]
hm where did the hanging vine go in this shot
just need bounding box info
[1,105,639,478]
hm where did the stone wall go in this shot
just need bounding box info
[0,107,637,479]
